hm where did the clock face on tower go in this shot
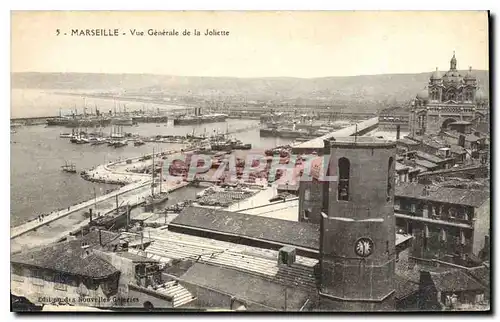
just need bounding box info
[354,237,374,257]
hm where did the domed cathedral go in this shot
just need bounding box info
[409,52,489,136]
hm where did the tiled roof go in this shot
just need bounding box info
[414,151,446,164]
[396,183,490,207]
[465,134,483,142]
[430,270,486,293]
[467,266,490,286]
[10,239,119,278]
[180,262,311,310]
[449,145,467,155]
[395,275,419,300]
[170,206,320,250]
[414,159,438,169]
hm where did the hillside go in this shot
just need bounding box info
[11,71,489,106]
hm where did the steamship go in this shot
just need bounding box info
[173,107,227,126]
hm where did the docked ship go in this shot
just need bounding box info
[259,124,315,139]
[90,205,129,230]
[210,137,252,151]
[144,149,169,212]
[111,117,134,126]
[173,107,227,126]
[47,116,112,128]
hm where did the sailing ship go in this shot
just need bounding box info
[61,161,77,173]
[89,196,130,230]
[144,149,169,211]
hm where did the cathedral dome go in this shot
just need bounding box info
[475,89,487,102]
[416,89,429,100]
[442,70,463,83]
[464,67,476,80]
[430,68,442,80]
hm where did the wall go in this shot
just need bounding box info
[179,280,278,311]
[298,179,323,224]
[472,200,490,257]
[10,265,120,308]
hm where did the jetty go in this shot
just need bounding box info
[10,148,190,242]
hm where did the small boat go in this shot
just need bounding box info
[75,138,89,144]
[134,140,145,146]
[91,138,106,145]
[60,133,72,138]
[61,162,77,173]
[113,140,128,148]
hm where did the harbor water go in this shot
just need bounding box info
[11,90,294,226]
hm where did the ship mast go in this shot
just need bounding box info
[151,147,155,197]
[159,160,163,194]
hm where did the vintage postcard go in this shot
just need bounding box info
[10,11,490,312]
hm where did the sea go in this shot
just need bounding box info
[10,89,295,227]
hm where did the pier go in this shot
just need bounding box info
[10,148,190,242]
[291,116,379,153]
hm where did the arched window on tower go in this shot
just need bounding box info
[338,157,350,201]
[387,157,394,200]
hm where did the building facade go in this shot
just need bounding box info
[409,52,489,136]
[394,183,490,263]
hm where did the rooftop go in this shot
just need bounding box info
[467,265,490,287]
[413,151,447,163]
[394,275,419,300]
[430,270,486,293]
[396,183,490,207]
[126,229,318,292]
[11,238,119,279]
[414,159,439,169]
[180,262,311,310]
[170,206,319,250]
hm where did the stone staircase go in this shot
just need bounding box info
[154,280,196,308]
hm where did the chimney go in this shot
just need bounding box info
[89,208,93,222]
[99,229,102,246]
[322,140,331,214]
[459,135,466,147]
[396,125,401,140]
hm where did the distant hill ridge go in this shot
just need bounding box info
[11,71,489,105]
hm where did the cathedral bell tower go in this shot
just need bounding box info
[318,137,397,311]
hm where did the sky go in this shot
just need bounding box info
[11,11,489,78]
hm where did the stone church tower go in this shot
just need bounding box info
[318,137,397,311]
[409,52,488,136]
